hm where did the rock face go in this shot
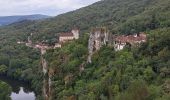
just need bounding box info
[23,33,52,100]
[87,27,112,63]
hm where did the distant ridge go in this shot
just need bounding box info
[0,14,50,26]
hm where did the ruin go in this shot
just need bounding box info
[87,27,112,63]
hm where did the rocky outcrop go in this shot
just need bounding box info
[87,28,147,63]
[40,48,52,100]
[87,27,112,63]
[23,33,52,100]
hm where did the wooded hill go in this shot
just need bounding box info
[0,14,50,26]
[0,0,170,43]
[0,0,169,100]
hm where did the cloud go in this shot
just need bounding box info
[0,0,100,16]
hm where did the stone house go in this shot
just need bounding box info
[114,35,127,51]
[59,32,75,43]
[114,32,147,51]
[54,43,62,48]
[59,29,80,43]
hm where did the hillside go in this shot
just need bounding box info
[1,0,169,43]
[0,14,50,26]
[0,0,169,100]
[45,27,170,100]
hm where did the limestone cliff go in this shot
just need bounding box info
[87,27,113,63]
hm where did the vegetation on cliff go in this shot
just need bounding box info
[45,27,170,100]
[0,81,12,100]
[0,0,169,100]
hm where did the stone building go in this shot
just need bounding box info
[114,32,147,51]
[54,43,62,48]
[59,32,75,43]
[59,29,80,43]
[72,28,79,39]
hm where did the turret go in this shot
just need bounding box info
[71,28,79,39]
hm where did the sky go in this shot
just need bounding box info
[0,0,100,16]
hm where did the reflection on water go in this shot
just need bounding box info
[0,75,35,100]
[11,87,35,100]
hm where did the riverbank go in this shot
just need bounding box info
[0,75,36,100]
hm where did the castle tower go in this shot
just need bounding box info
[71,28,79,39]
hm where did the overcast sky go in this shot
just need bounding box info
[0,0,100,16]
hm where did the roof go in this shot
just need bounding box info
[115,33,147,44]
[59,32,74,37]
[115,35,127,43]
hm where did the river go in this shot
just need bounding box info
[0,75,36,100]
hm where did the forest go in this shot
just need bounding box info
[0,81,11,100]
[0,0,169,100]
[45,28,170,100]
[1,0,169,44]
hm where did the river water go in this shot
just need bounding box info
[0,75,36,100]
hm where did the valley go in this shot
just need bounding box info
[0,0,170,100]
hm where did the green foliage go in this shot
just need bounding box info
[1,0,170,43]
[0,0,169,99]
[0,56,9,66]
[45,27,170,99]
[0,21,42,97]
[0,65,8,74]
[0,81,12,100]
[115,80,149,100]
[144,66,156,82]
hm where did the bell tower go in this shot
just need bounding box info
[72,28,79,39]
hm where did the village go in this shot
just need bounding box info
[17,27,147,56]
[16,27,147,99]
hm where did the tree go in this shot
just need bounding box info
[0,81,12,100]
[0,65,8,74]
[115,80,149,100]
[144,66,155,82]
[0,56,9,66]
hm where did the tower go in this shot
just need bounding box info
[71,28,79,39]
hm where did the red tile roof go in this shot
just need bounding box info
[115,35,127,43]
[115,33,147,44]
